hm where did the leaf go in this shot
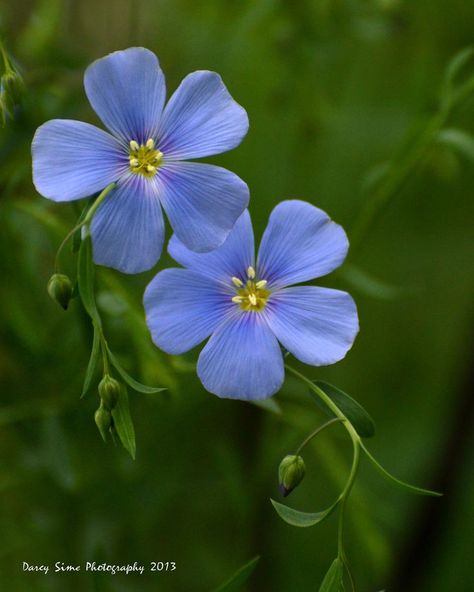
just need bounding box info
[77,235,101,327]
[111,386,136,459]
[444,46,474,90]
[107,347,166,395]
[81,326,100,398]
[271,499,337,528]
[312,381,375,438]
[437,128,474,162]
[213,556,260,592]
[340,264,407,301]
[319,558,344,592]
[250,397,282,415]
[360,442,442,497]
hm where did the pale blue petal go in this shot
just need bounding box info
[257,200,349,288]
[197,312,284,400]
[32,119,126,202]
[90,174,164,274]
[264,287,359,366]
[144,269,233,355]
[168,210,254,287]
[157,71,248,160]
[84,47,166,143]
[157,161,249,253]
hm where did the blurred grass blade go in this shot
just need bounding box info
[437,128,474,162]
[319,558,344,592]
[81,326,100,398]
[251,397,282,414]
[271,499,337,528]
[78,235,102,327]
[361,442,442,496]
[111,386,136,459]
[312,381,375,438]
[107,347,166,395]
[444,47,473,91]
[340,264,407,301]
[213,556,260,592]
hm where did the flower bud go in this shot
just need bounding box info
[278,454,306,497]
[47,273,73,310]
[98,375,121,410]
[94,406,112,442]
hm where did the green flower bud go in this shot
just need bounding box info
[94,406,112,442]
[278,454,306,497]
[98,375,121,410]
[47,273,73,310]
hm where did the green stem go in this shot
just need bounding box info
[99,332,110,375]
[54,182,116,272]
[295,418,344,455]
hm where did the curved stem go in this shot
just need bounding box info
[54,182,116,272]
[295,417,344,455]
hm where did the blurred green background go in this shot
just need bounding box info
[0,0,473,590]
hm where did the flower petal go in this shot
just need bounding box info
[32,119,126,202]
[264,286,359,366]
[257,200,349,288]
[84,47,166,143]
[144,268,233,355]
[168,209,254,286]
[90,174,164,273]
[157,71,248,160]
[157,161,249,253]
[197,312,284,400]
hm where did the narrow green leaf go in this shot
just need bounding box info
[437,128,474,162]
[213,556,260,592]
[250,397,282,414]
[444,46,474,90]
[72,201,92,253]
[107,347,166,395]
[319,558,344,592]
[81,326,100,398]
[361,442,442,497]
[312,381,375,438]
[340,264,407,301]
[111,386,136,459]
[77,235,101,327]
[271,499,337,528]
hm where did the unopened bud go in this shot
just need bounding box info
[98,375,121,410]
[47,273,73,310]
[278,454,306,497]
[94,406,112,442]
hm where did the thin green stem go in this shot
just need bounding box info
[295,417,344,455]
[54,182,116,272]
[100,334,110,375]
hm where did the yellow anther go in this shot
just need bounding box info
[129,140,139,151]
[232,296,244,304]
[231,277,244,288]
[146,164,157,174]
[129,158,139,167]
[146,138,155,150]
[247,266,256,279]
[255,280,267,289]
[248,294,257,306]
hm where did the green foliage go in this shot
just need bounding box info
[318,558,344,592]
[213,556,260,592]
[270,499,336,528]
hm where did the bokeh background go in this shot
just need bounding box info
[0,1,473,590]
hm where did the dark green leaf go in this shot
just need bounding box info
[361,442,442,497]
[81,326,100,398]
[312,381,375,438]
[213,556,260,592]
[271,499,337,528]
[77,235,101,327]
[111,386,136,459]
[107,347,166,395]
[319,558,344,592]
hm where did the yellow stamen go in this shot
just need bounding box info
[232,296,244,304]
[255,280,267,289]
[129,140,139,151]
[247,266,256,279]
[231,277,243,288]
[129,139,163,177]
[146,138,155,150]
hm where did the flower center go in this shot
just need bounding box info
[129,139,163,177]
[231,266,270,312]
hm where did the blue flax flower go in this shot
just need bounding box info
[144,200,359,400]
[32,47,249,273]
